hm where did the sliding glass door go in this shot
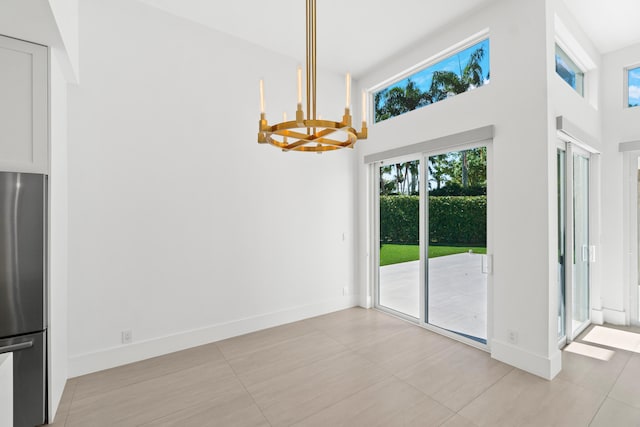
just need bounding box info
[374,145,489,346]
[559,143,592,342]
[377,159,421,319]
[572,151,590,337]
[558,149,566,340]
[426,148,488,343]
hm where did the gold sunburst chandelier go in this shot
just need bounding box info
[257,0,367,153]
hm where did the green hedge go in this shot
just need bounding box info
[380,196,420,244]
[380,195,486,245]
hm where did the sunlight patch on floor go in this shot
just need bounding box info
[582,326,640,353]
[564,341,615,361]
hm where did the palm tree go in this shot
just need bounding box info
[428,70,467,101]
[429,46,486,187]
[374,79,425,122]
[407,161,419,195]
[374,45,488,188]
[375,44,487,123]
[379,164,394,195]
[462,47,486,88]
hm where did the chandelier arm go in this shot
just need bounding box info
[313,127,341,139]
[282,138,312,151]
[278,130,316,140]
[281,137,340,151]
[296,145,341,152]
[269,132,356,150]
[269,123,356,140]
[313,138,351,147]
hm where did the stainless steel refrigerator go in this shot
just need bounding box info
[0,171,47,427]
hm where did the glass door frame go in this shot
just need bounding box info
[420,141,492,351]
[373,153,424,324]
[557,147,567,347]
[371,140,493,351]
[560,140,596,342]
[625,151,640,327]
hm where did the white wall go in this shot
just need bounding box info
[547,0,603,332]
[601,42,640,324]
[356,0,561,379]
[49,49,69,420]
[550,0,602,145]
[67,0,357,376]
[0,0,79,85]
[48,0,80,82]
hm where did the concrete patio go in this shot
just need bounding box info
[379,253,487,340]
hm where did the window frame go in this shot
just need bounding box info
[555,43,585,97]
[625,64,640,109]
[554,16,597,107]
[368,30,491,124]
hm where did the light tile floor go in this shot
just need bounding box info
[50,309,640,426]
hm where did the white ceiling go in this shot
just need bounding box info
[137,0,496,77]
[138,0,640,76]
[562,0,640,54]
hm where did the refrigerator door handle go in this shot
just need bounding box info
[0,340,33,355]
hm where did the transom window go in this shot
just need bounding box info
[555,44,584,96]
[629,66,640,108]
[374,39,490,123]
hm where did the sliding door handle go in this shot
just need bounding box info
[0,340,33,355]
[582,245,588,262]
[482,254,492,274]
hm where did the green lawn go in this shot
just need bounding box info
[380,244,486,266]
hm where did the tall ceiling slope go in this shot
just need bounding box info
[136,0,496,77]
[137,0,640,74]
[562,0,640,53]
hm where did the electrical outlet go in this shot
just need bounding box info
[121,330,133,344]
[343,286,349,296]
[507,329,518,345]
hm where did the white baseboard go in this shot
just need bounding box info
[69,296,359,378]
[591,309,604,325]
[362,295,372,308]
[602,308,627,325]
[491,339,561,380]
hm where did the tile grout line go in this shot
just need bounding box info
[58,378,79,425]
[587,394,609,425]
[453,365,515,418]
[215,341,274,427]
[65,354,241,426]
[388,372,464,426]
[587,350,638,425]
[217,322,328,362]
[66,352,219,406]
[283,327,397,426]
[604,394,640,412]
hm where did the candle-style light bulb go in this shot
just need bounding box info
[297,66,302,106]
[259,79,265,114]
[345,73,351,109]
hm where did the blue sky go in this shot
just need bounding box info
[629,67,640,107]
[381,39,490,95]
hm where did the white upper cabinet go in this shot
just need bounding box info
[0,35,48,174]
